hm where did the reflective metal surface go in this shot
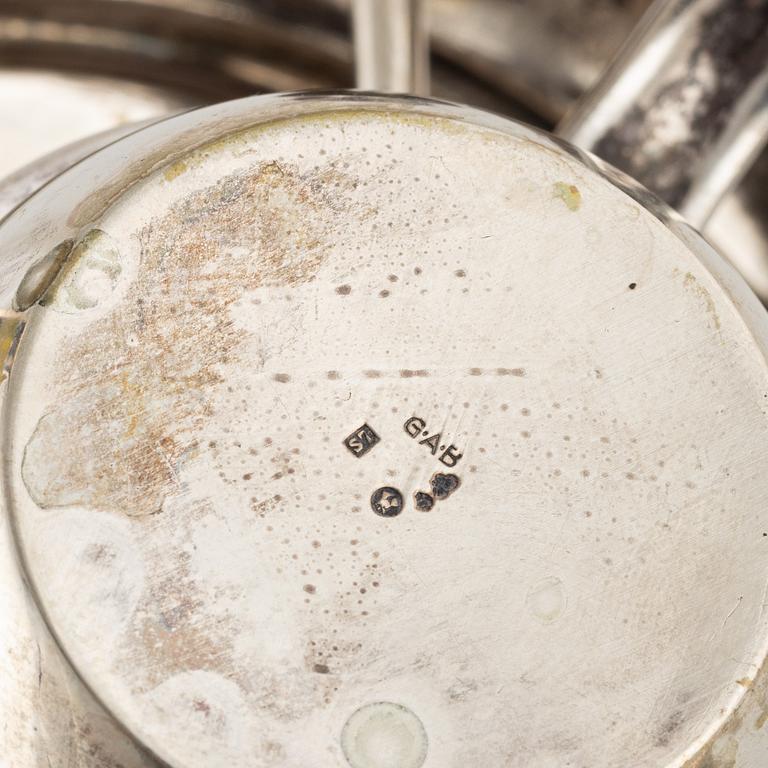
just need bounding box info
[3,3,768,767]
[2,90,768,768]
[558,0,768,228]
[353,0,429,94]
[0,122,148,221]
[0,0,349,192]
[0,72,183,185]
[331,0,653,121]
[555,0,768,306]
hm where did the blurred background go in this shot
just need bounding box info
[1,0,767,302]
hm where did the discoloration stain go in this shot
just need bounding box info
[0,314,23,383]
[526,577,566,625]
[683,271,722,331]
[130,513,238,685]
[75,717,155,768]
[64,104,504,259]
[656,709,684,747]
[467,367,526,377]
[250,665,336,723]
[553,181,582,211]
[261,740,286,763]
[110,492,336,725]
[23,158,367,517]
[447,677,479,703]
[22,407,189,513]
[682,655,768,767]
[164,159,189,182]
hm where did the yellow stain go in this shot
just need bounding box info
[0,315,22,382]
[164,159,189,182]
[553,181,582,211]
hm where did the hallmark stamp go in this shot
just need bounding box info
[404,416,463,467]
[344,423,381,458]
[371,487,404,517]
[414,473,461,513]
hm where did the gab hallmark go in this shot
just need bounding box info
[404,416,463,467]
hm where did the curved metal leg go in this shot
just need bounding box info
[352,0,430,95]
[558,0,768,230]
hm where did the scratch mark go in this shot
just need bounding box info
[722,596,744,629]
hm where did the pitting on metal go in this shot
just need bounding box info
[3,1,768,766]
[1,93,768,767]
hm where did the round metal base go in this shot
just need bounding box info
[3,95,768,768]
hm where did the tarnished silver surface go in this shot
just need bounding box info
[678,67,768,227]
[3,1,768,765]
[558,0,768,225]
[555,0,768,304]
[2,92,768,767]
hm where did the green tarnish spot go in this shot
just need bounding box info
[553,182,582,211]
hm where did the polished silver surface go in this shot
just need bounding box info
[353,0,429,95]
[0,71,190,184]
[331,0,653,122]
[0,125,132,222]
